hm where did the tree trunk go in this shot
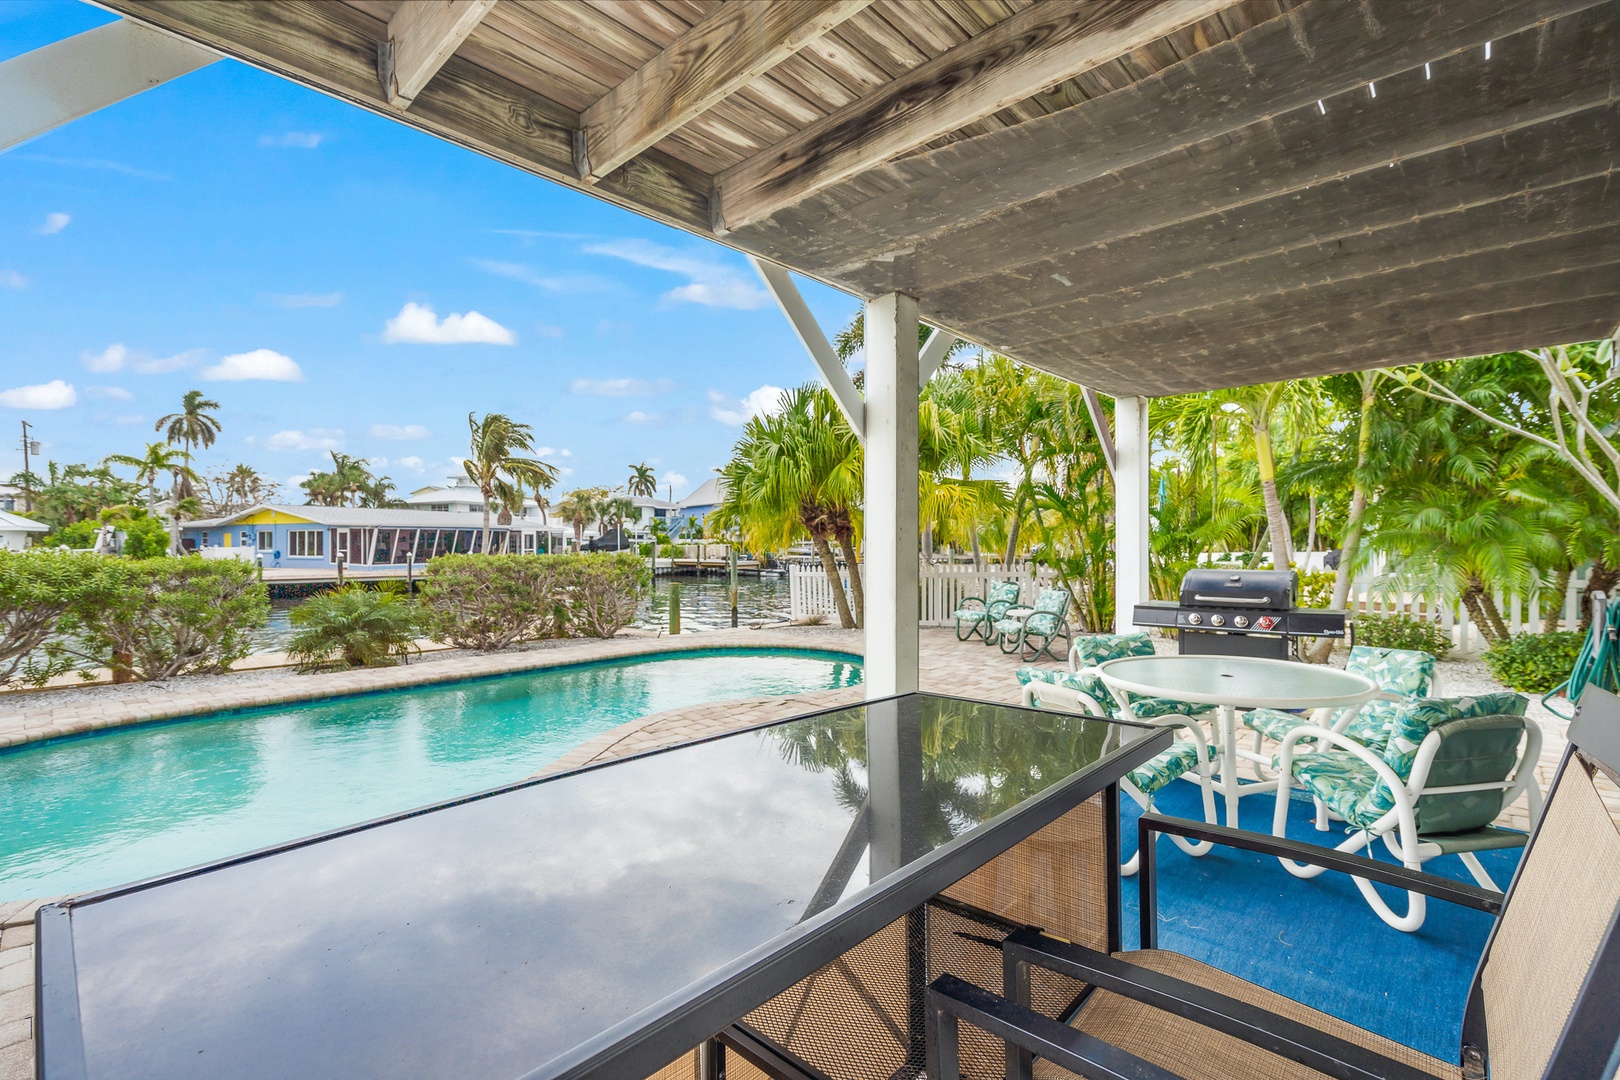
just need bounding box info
[481,495,493,554]
[1478,586,1511,642]
[812,533,855,629]
[1003,494,1023,569]
[1305,494,1317,557]
[1581,559,1618,632]
[1463,579,1510,645]
[1252,417,1293,571]
[1309,376,1377,663]
[970,528,982,571]
[1544,565,1573,634]
[835,528,864,629]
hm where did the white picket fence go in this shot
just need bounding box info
[791,561,1592,656]
[788,562,1059,625]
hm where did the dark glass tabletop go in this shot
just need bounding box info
[36,693,1160,1080]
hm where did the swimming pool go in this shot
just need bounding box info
[0,648,862,899]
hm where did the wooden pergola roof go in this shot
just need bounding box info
[103,0,1619,396]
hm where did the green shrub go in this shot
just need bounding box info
[40,520,98,550]
[419,553,647,650]
[1353,612,1453,660]
[120,516,171,559]
[419,554,566,650]
[1484,631,1585,693]
[0,551,121,687]
[61,557,269,681]
[287,584,419,671]
[1296,570,1336,610]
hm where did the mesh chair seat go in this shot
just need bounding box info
[1033,949,1457,1080]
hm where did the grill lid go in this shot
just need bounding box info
[1179,569,1297,609]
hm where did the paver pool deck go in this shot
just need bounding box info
[0,626,1581,1079]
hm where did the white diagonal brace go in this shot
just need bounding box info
[379,0,497,110]
[918,328,957,388]
[749,256,865,443]
[0,19,217,154]
[1082,386,1117,475]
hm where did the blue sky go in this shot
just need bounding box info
[0,1,863,502]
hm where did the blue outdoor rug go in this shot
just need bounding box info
[1117,781,1523,1061]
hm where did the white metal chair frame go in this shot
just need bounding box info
[1022,655,1220,877]
[1271,718,1544,932]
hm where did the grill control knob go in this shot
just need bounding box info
[1209,614,1226,627]
[1234,615,1250,629]
[1186,612,1202,626]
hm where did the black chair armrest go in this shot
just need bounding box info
[1000,929,1439,1080]
[928,973,1185,1080]
[1137,813,1500,952]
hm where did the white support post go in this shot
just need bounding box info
[865,292,921,698]
[748,255,865,442]
[917,327,957,388]
[1114,396,1150,634]
[0,20,218,153]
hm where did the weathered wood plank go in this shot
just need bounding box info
[379,0,496,108]
[826,8,1620,301]
[1015,261,1620,395]
[983,177,1620,348]
[732,0,1609,266]
[102,0,713,231]
[712,0,1238,233]
[1019,292,1620,397]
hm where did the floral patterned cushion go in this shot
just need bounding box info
[1243,699,1401,751]
[1016,667,1209,721]
[1346,645,1436,699]
[1289,751,1387,829]
[953,580,1023,623]
[1071,632,1156,667]
[1129,739,1218,797]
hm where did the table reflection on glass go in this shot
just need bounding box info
[36,693,1166,1080]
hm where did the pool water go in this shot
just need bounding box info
[0,648,862,899]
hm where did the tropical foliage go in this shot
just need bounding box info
[465,412,559,552]
[287,584,420,671]
[419,553,647,649]
[1484,630,1587,693]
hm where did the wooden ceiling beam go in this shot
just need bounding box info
[1022,293,1620,397]
[575,0,874,184]
[379,0,498,109]
[733,0,1608,268]
[711,0,1238,234]
[837,3,1619,301]
[99,0,712,232]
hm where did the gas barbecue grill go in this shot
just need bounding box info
[1133,568,1349,660]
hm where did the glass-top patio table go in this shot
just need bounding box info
[1096,655,1379,826]
[34,693,1166,1080]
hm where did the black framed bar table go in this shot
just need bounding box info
[35,693,1164,1080]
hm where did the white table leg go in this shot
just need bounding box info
[1220,703,1241,826]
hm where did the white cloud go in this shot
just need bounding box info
[382,302,514,345]
[536,446,573,459]
[263,291,342,308]
[267,428,343,451]
[470,259,576,292]
[584,239,769,309]
[133,349,200,375]
[0,380,76,409]
[16,154,168,180]
[368,456,388,468]
[85,385,134,400]
[258,132,323,149]
[399,456,426,470]
[369,423,431,440]
[663,472,689,496]
[708,385,785,425]
[202,348,304,382]
[38,212,70,235]
[82,343,128,373]
[0,270,26,289]
[623,410,661,426]
[535,322,565,339]
[569,377,673,397]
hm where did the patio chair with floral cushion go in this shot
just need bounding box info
[950,579,1022,644]
[994,587,1073,661]
[1271,691,1543,931]
[1244,644,1437,751]
[1017,632,1219,876]
[926,685,1620,1080]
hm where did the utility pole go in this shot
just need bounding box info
[19,421,38,512]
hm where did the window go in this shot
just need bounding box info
[287,529,324,558]
[258,531,273,551]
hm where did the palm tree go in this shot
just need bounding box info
[225,463,264,507]
[465,412,559,553]
[155,390,222,464]
[555,487,606,550]
[105,442,192,514]
[600,493,636,550]
[627,463,658,498]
